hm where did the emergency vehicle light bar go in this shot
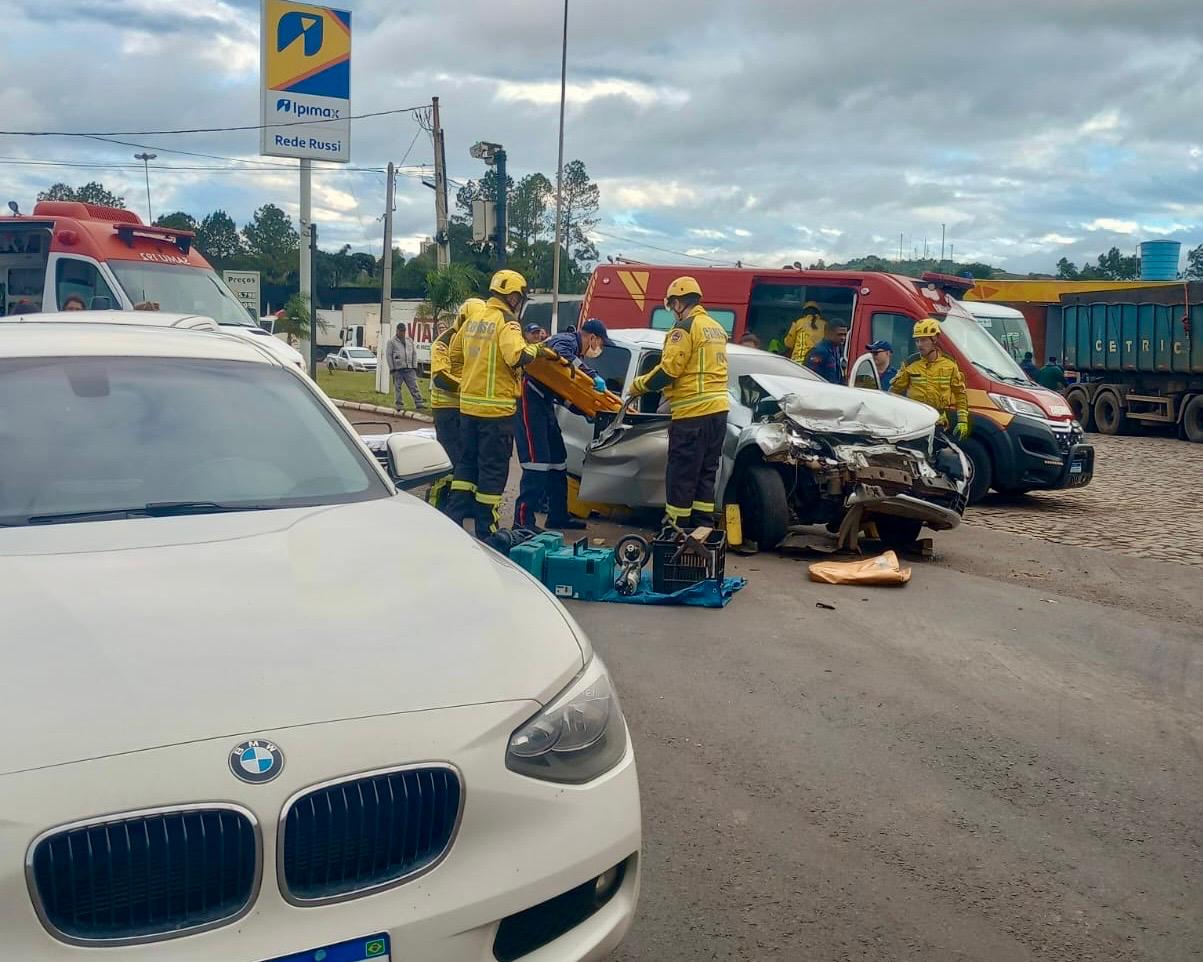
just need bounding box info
[114,223,194,255]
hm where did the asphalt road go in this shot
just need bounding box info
[355,409,1202,959]
[571,524,1203,962]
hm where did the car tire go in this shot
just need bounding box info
[1093,390,1131,435]
[958,436,993,504]
[1182,395,1203,443]
[874,516,923,550]
[1066,386,1094,432]
[738,464,789,550]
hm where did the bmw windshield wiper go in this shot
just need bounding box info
[24,502,257,525]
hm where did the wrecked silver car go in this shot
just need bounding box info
[560,330,969,551]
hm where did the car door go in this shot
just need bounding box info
[847,352,881,390]
[577,348,672,508]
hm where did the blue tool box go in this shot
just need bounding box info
[544,538,616,601]
[509,532,565,580]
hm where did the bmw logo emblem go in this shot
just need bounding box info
[229,739,284,784]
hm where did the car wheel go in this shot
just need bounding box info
[1182,394,1203,443]
[738,464,789,550]
[957,436,993,504]
[1066,386,1094,432]
[874,516,923,549]
[1093,390,1130,435]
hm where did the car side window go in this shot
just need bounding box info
[636,350,667,415]
[590,345,631,393]
[56,257,117,310]
[849,354,880,390]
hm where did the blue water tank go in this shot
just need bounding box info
[1139,240,1181,280]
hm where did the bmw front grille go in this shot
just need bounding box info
[280,764,463,904]
[27,805,260,946]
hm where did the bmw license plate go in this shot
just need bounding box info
[265,934,390,962]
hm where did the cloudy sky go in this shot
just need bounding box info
[3,0,1202,274]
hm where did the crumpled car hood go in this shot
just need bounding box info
[750,374,938,441]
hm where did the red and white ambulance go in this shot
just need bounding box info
[0,200,304,369]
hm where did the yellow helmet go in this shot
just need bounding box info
[802,300,820,313]
[913,317,943,339]
[455,297,486,329]
[665,275,703,300]
[489,269,528,297]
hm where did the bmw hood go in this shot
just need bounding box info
[0,498,585,775]
[750,374,937,441]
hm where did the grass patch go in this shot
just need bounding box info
[317,368,430,409]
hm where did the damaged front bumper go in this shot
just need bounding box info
[845,485,963,530]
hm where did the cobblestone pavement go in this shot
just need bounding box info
[967,433,1203,567]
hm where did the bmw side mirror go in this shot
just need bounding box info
[385,433,451,491]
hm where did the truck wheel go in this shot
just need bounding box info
[1093,390,1130,436]
[874,516,923,550]
[1183,395,1203,443]
[958,437,993,504]
[1066,386,1094,432]
[739,465,789,550]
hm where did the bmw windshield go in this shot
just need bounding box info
[0,356,389,526]
[108,262,258,326]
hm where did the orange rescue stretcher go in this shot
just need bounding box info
[524,350,623,417]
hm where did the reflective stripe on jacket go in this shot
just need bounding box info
[633,305,729,420]
[429,328,459,409]
[449,296,537,418]
[784,314,825,363]
[889,352,969,428]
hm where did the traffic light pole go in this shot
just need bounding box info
[494,148,507,269]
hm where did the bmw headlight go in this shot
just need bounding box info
[506,656,628,784]
[989,393,1046,420]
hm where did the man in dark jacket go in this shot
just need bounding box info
[514,318,612,531]
[804,321,849,384]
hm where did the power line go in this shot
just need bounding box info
[0,154,428,175]
[0,105,429,139]
[591,228,738,265]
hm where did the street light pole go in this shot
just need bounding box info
[550,0,569,333]
[134,152,156,223]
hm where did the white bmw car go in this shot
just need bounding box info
[0,317,640,961]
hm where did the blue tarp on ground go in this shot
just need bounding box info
[598,572,746,608]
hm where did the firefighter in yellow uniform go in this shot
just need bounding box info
[628,276,729,529]
[427,297,485,514]
[889,317,970,440]
[783,300,826,363]
[446,271,547,539]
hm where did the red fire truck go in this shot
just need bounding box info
[581,263,1094,501]
[0,200,303,368]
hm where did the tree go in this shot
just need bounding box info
[1056,257,1079,279]
[196,210,244,267]
[509,173,554,249]
[1094,246,1140,280]
[242,204,299,282]
[154,211,197,232]
[557,160,600,269]
[350,251,377,281]
[1185,244,1203,280]
[275,292,311,347]
[425,263,482,322]
[38,181,126,208]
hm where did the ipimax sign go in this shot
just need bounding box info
[260,0,351,162]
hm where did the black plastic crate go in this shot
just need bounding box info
[651,528,726,594]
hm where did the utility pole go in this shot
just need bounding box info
[899,233,904,263]
[134,152,156,223]
[550,0,569,333]
[431,98,450,270]
[307,222,318,379]
[377,162,395,397]
[299,158,313,369]
[494,148,508,268]
[940,223,946,262]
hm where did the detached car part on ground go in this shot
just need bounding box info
[563,332,968,553]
